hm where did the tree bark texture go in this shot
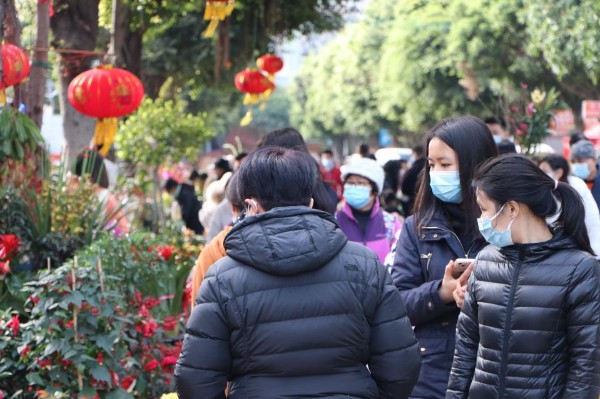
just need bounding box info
[25,1,50,129]
[50,0,100,157]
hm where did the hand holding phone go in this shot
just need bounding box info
[452,258,475,279]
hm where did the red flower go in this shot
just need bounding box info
[144,358,159,372]
[66,320,74,329]
[8,314,20,336]
[19,345,31,359]
[29,295,40,305]
[97,352,104,365]
[91,307,99,317]
[161,355,178,372]
[162,316,178,332]
[121,375,136,390]
[135,319,158,337]
[37,358,52,368]
[0,234,19,261]
[157,245,175,261]
[143,297,160,309]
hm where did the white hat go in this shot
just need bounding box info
[341,157,385,194]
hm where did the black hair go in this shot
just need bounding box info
[235,152,248,162]
[569,130,586,147]
[257,128,308,152]
[321,149,333,156]
[383,160,401,193]
[540,154,570,183]
[74,150,109,189]
[225,172,244,211]
[414,115,499,235]
[164,178,178,192]
[256,127,335,214]
[484,116,507,129]
[358,143,370,156]
[413,144,425,158]
[236,146,317,211]
[474,154,593,255]
[190,170,207,181]
[214,158,232,172]
[497,140,517,154]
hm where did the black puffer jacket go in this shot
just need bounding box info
[447,234,600,399]
[175,207,421,399]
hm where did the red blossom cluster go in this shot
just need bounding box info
[0,234,19,280]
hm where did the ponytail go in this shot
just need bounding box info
[554,181,594,255]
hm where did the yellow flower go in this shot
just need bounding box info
[160,394,179,399]
[531,89,546,105]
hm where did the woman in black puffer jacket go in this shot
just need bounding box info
[447,154,600,399]
[176,146,421,399]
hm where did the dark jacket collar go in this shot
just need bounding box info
[224,207,348,276]
[499,230,579,262]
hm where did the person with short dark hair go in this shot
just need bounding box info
[320,148,343,200]
[257,127,337,214]
[164,177,203,235]
[176,146,421,399]
[447,154,600,398]
[389,116,499,398]
[357,142,377,160]
[484,116,517,154]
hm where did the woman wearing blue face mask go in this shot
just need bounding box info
[336,157,403,263]
[388,116,498,398]
[447,154,600,398]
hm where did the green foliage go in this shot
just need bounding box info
[0,107,44,163]
[0,230,199,398]
[116,98,213,168]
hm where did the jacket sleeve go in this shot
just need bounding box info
[446,271,479,399]
[563,256,600,398]
[368,261,421,399]
[390,217,456,326]
[175,267,230,399]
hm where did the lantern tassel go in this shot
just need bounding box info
[243,93,261,105]
[94,117,119,156]
[202,19,221,38]
[0,89,6,105]
[240,110,253,126]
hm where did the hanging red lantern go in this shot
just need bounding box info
[234,69,274,104]
[0,44,31,104]
[256,54,284,80]
[202,0,235,38]
[68,65,144,155]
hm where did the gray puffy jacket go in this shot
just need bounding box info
[175,207,421,399]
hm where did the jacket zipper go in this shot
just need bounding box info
[497,258,522,396]
[421,226,469,257]
[420,253,432,274]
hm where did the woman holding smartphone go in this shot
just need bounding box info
[389,116,498,398]
[447,154,600,398]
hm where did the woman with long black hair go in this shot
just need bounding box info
[447,154,600,398]
[389,116,498,398]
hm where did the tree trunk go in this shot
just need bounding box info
[106,0,143,75]
[25,1,50,128]
[50,0,100,157]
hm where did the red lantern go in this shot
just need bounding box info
[0,44,31,104]
[203,0,235,38]
[234,69,274,104]
[256,54,284,80]
[68,65,144,155]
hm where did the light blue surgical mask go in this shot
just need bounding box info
[572,162,591,180]
[477,204,514,248]
[344,184,372,209]
[493,135,503,144]
[430,171,462,203]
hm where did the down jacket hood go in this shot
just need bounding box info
[223,206,348,276]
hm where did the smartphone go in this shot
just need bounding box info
[452,258,475,279]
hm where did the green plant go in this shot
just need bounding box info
[0,107,44,163]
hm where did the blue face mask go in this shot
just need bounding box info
[430,171,462,203]
[572,162,591,180]
[344,184,372,209]
[477,204,514,247]
[493,135,503,144]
